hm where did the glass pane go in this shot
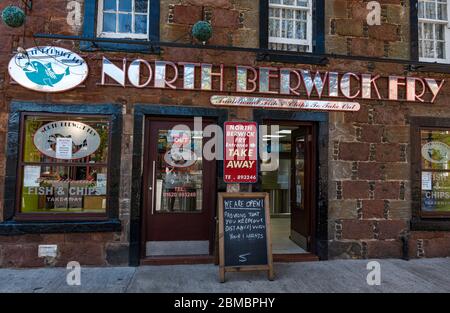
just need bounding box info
[436,23,445,40]
[23,116,110,164]
[296,21,306,39]
[103,0,116,11]
[421,129,450,170]
[118,0,131,11]
[135,14,147,34]
[21,165,107,213]
[423,23,434,39]
[281,19,287,37]
[155,129,203,213]
[269,18,279,37]
[419,40,424,57]
[425,1,436,19]
[296,10,307,21]
[437,41,445,58]
[135,0,148,13]
[283,0,295,5]
[294,135,305,209]
[424,40,435,57]
[269,8,277,18]
[297,0,309,7]
[422,171,450,212]
[283,8,294,19]
[418,1,424,18]
[269,0,281,4]
[438,3,447,20]
[103,13,116,32]
[286,20,294,38]
[418,22,423,41]
[118,13,132,33]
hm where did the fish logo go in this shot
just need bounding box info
[22,61,70,87]
[8,46,88,93]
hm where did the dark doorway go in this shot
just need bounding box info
[260,121,317,259]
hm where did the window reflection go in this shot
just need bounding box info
[20,116,110,215]
[420,129,450,213]
[154,129,203,213]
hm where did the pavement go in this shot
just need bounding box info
[0,258,449,293]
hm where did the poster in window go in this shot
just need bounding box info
[421,172,450,212]
[422,172,432,191]
[55,137,73,159]
[23,165,41,187]
[96,173,107,195]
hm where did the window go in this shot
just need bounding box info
[268,0,313,52]
[81,0,160,52]
[419,128,450,216]
[418,0,450,63]
[18,114,111,219]
[97,0,150,39]
[411,117,450,230]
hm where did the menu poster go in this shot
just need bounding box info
[55,137,73,159]
[23,165,41,187]
[422,172,432,191]
[97,173,107,195]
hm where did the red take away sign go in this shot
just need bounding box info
[224,121,258,183]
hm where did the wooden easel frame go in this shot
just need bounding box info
[218,192,274,283]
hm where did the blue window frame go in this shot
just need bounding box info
[81,0,160,53]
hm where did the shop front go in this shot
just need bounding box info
[3,0,450,271]
[2,42,450,267]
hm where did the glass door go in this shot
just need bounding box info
[143,119,216,257]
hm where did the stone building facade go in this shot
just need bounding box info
[0,0,449,267]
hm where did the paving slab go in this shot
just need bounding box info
[0,258,449,293]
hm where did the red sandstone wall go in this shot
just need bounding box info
[0,1,449,267]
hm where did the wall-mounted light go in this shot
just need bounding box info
[1,1,32,28]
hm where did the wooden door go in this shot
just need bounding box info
[290,126,314,251]
[142,118,216,257]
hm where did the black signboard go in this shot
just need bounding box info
[218,192,274,282]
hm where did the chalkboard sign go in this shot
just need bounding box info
[218,192,274,282]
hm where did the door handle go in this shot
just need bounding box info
[150,160,156,215]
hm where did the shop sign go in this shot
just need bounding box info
[8,49,446,103]
[224,122,258,183]
[8,46,88,92]
[33,121,100,160]
[99,57,445,104]
[211,95,360,112]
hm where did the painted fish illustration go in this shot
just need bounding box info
[48,134,87,154]
[23,61,70,87]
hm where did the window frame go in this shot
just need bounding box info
[268,0,313,52]
[410,116,450,231]
[81,0,160,53]
[417,0,450,63]
[97,0,150,40]
[2,102,122,228]
[412,0,450,65]
[14,112,113,222]
[259,0,325,64]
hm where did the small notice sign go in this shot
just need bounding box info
[224,122,258,183]
[55,137,72,159]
